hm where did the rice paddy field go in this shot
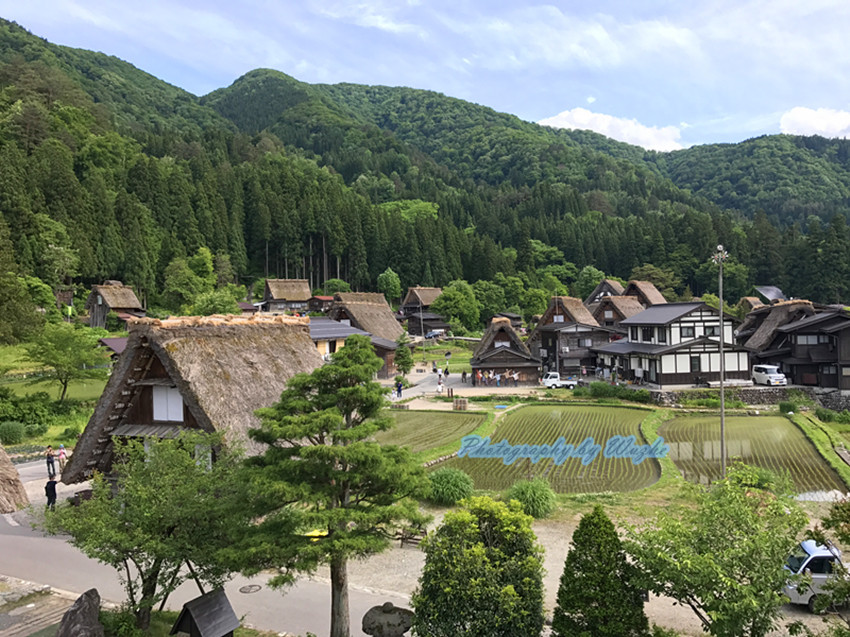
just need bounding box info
[440,405,661,494]
[377,410,486,453]
[659,415,846,493]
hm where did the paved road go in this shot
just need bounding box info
[3,462,409,637]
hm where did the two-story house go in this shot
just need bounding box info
[527,297,616,376]
[774,309,850,388]
[262,279,312,313]
[592,302,750,386]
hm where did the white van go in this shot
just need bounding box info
[784,540,842,612]
[752,364,787,386]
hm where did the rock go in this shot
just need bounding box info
[56,588,104,637]
[0,445,28,513]
[362,601,415,637]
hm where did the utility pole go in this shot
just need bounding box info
[712,244,729,479]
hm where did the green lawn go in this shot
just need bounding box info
[0,343,42,374]
[658,414,846,493]
[0,377,107,401]
[414,342,474,374]
[378,410,486,453]
[442,404,661,494]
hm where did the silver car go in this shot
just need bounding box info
[784,540,842,613]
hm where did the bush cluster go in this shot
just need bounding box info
[428,467,474,505]
[588,381,651,403]
[505,478,556,519]
[0,421,25,445]
[778,401,797,414]
[816,407,850,424]
[0,390,55,435]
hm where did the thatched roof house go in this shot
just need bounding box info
[62,315,323,484]
[262,279,312,312]
[736,299,816,354]
[583,278,625,310]
[327,292,405,342]
[592,295,645,328]
[739,296,765,313]
[0,445,28,513]
[471,317,540,385]
[401,287,443,315]
[85,280,145,329]
[623,280,667,308]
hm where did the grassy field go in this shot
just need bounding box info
[377,410,486,453]
[659,414,846,492]
[0,343,42,374]
[413,342,474,374]
[0,377,107,401]
[441,404,661,494]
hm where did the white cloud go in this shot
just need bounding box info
[780,107,850,138]
[538,108,683,151]
[586,96,596,104]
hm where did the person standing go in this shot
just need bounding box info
[396,380,403,399]
[57,444,67,473]
[513,370,519,387]
[45,445,56,479]
[45,476,57,511]
[461,370,467,384]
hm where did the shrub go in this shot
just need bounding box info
[59,425,81,442]
[24,421,49,438]
[589,381,618,398]
[816,407,837,422]
[506,477,556,519]
[632,389,651,404]
[428,467,474,505]
[572,386,589,397]
[779,401,797,414]
[838,410,850,425]
[0,421,25,445]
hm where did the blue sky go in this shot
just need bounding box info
[3,1,850,150]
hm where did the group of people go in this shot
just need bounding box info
[44,444,67,510]
[473,369,520,387]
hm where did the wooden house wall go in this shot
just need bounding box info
[89,301,109,329]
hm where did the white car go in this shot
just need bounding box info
[752,364,787,386]
[784,540,843,613]
[541,372,577,390]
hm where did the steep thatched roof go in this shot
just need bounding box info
[740,296,765,311]
[583,279,625,306]
[265,279,311,302]
[0,445,28,513]
[527,296,598,347]
[328,293,405,342]
[402,287,443,307]
[739,300,816,352]
[86,281,143,312]
[62,314,323,484]
[472,317,538,363]
[593,295,645,322]
[623,280,667,306]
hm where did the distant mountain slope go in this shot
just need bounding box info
[653,135,850,225]
[0,19,232,138]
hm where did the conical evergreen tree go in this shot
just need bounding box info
[552,505,649,637]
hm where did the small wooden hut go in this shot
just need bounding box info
[85,281,145,329]
[470,317,540,386]
[61,314,323,484]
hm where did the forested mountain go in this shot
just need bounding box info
[1,16,850,340]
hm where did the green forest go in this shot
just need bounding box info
[1,17,850,341]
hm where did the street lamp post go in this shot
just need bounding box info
[712,245,729,478]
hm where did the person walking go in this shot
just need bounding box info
[57,444,67,473]
[461,370,467,383]
[45,445,56,479]
[45,476,57,511]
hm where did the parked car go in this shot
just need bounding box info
[424,329,445,339]
[784,540,843,613]
[752,364,787,386]
[541,371,577,389]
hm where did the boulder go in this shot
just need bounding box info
[56,588,104,637]
[362,601,414,637]
[0,445,28,513]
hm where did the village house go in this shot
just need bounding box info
[773,309,850,388]
[470,317,540,386]
[261,279,312,313]
[622,280,668,309]
[327,292,405,343]
[527,297,610,376]
[61,315,324,484]
[593,302,750,387]
[400,286,443,317]
[735,300,816,363]
[406,311,451,338]
[591,295,645,328]
[308,295,335,313]
[85,280,146,329]
[583,278,625,313]
[309,316,399,378]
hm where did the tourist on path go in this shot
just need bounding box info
[45,446,56,479]
[45,477,57,511]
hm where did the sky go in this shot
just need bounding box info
[3,1,850,151]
